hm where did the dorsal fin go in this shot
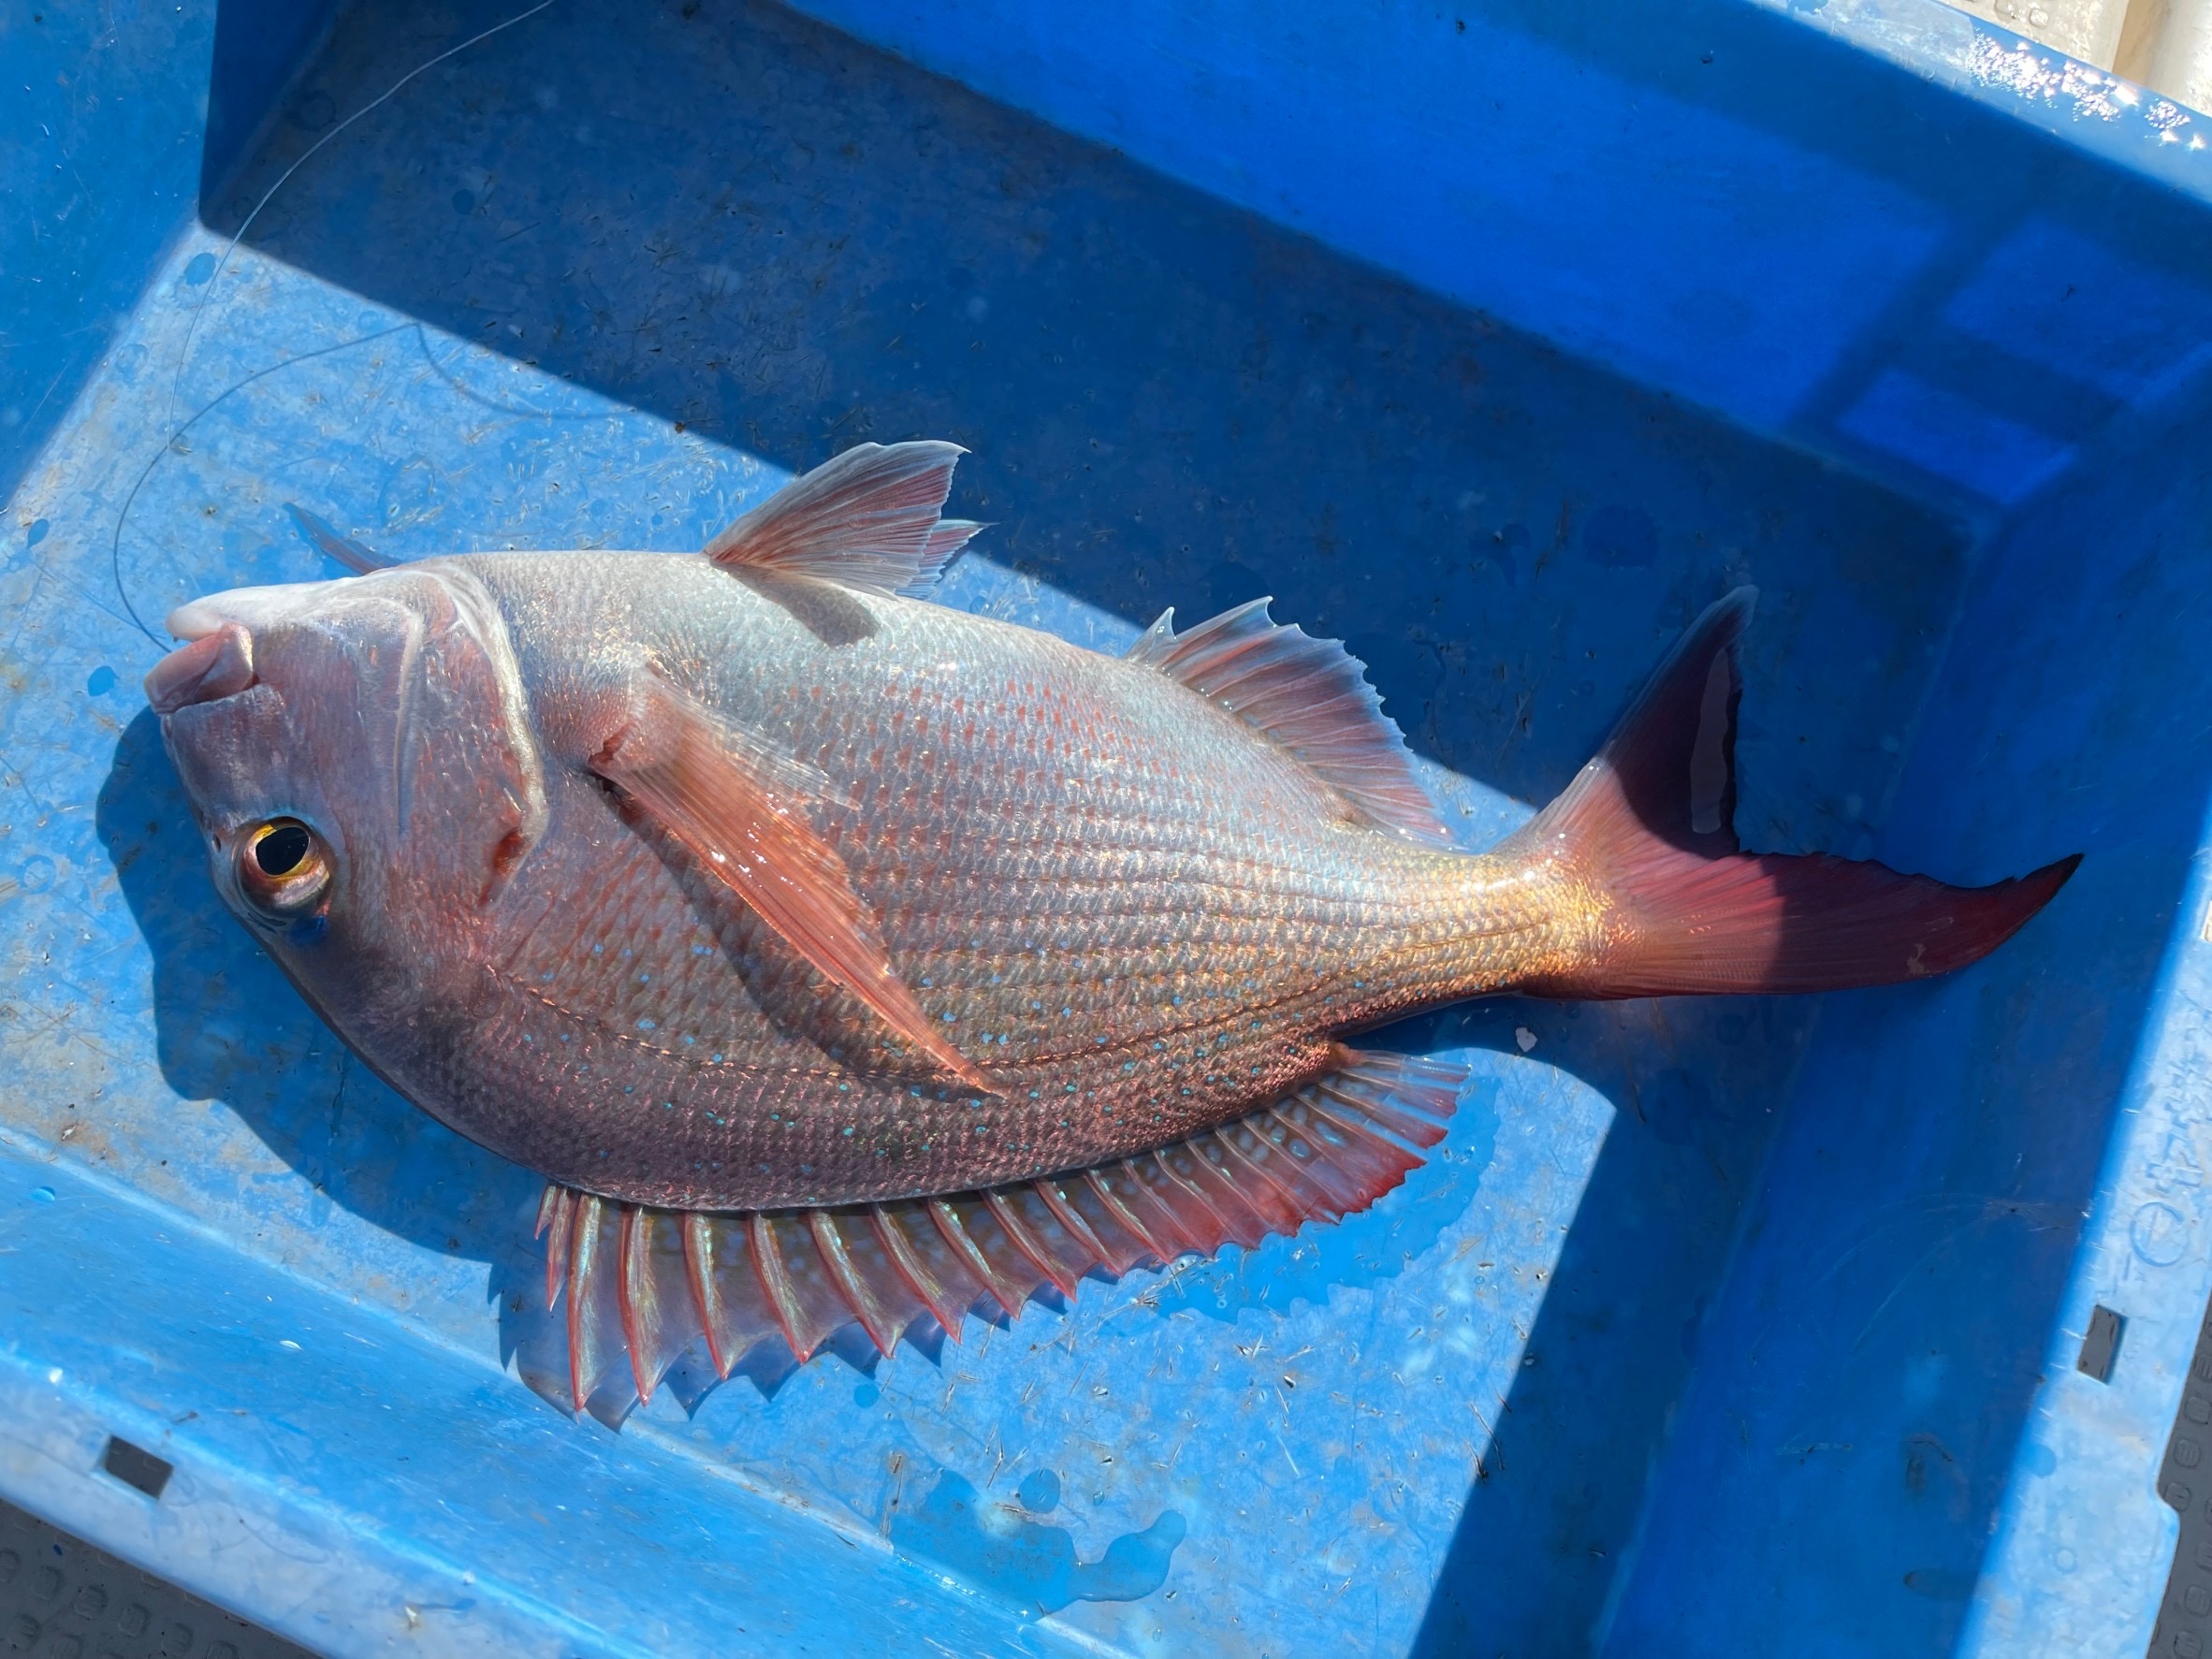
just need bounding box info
[704,441,983,597]
[1125,600,1452,846]
[526,1047,1468,1419]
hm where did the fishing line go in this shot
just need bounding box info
[109,325,419,647]
[111,0,561,648]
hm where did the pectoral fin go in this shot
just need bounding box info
[591,671,992,1093]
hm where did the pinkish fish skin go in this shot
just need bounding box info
[148,443,2074,1404]
[150,445,2070,1213]
[157,546,1562,1208]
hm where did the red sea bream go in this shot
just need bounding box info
[144,443,2076,1415]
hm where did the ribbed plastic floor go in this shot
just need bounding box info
[0,1500,313,1659]
[2155,1300,2212,1657]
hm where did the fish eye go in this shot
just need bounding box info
[238,817,332,917]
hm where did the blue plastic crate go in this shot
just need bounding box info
[5,0,2211,1652]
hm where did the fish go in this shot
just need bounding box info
[145,441,2077,1419]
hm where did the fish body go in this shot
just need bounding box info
[147,442,2075,1412]
[157,547,1565,1210]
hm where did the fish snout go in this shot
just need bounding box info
[145,621,255,714]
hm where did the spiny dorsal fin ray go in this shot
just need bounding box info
[525,1048,1467,1418]
[704,440,982,597]
[1126,600,1453,847]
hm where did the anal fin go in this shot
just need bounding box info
[522,1048,1466,1421]
[681,1212,784,1377]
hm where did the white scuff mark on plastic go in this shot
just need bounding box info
[1964,34,2132,122]
[1514,1026,1537,1054]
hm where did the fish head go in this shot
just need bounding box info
[145,563,546,1016]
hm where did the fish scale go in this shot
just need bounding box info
[372,570,1436,1207]
[438,557,1520,1209]
[152,441,2075,1413]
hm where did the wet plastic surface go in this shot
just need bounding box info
[4,0,2212,1654]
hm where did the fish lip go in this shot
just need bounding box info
[164,602,224,643]
[154,579,349,709]
[166,578,343,642]
[144,621,256,714]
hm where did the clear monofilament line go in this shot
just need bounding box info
[111,0,561,647]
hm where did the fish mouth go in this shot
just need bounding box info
[145,621,257,714]
[148,581,343,714]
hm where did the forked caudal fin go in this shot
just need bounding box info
[524,1047,1465,1421]
[1505,587,2079,998]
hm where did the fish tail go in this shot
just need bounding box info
[1505,588,2077,999]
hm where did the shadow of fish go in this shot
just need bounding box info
[147,443,2076,1421]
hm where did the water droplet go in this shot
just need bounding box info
[1017,1468,1061,1511]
